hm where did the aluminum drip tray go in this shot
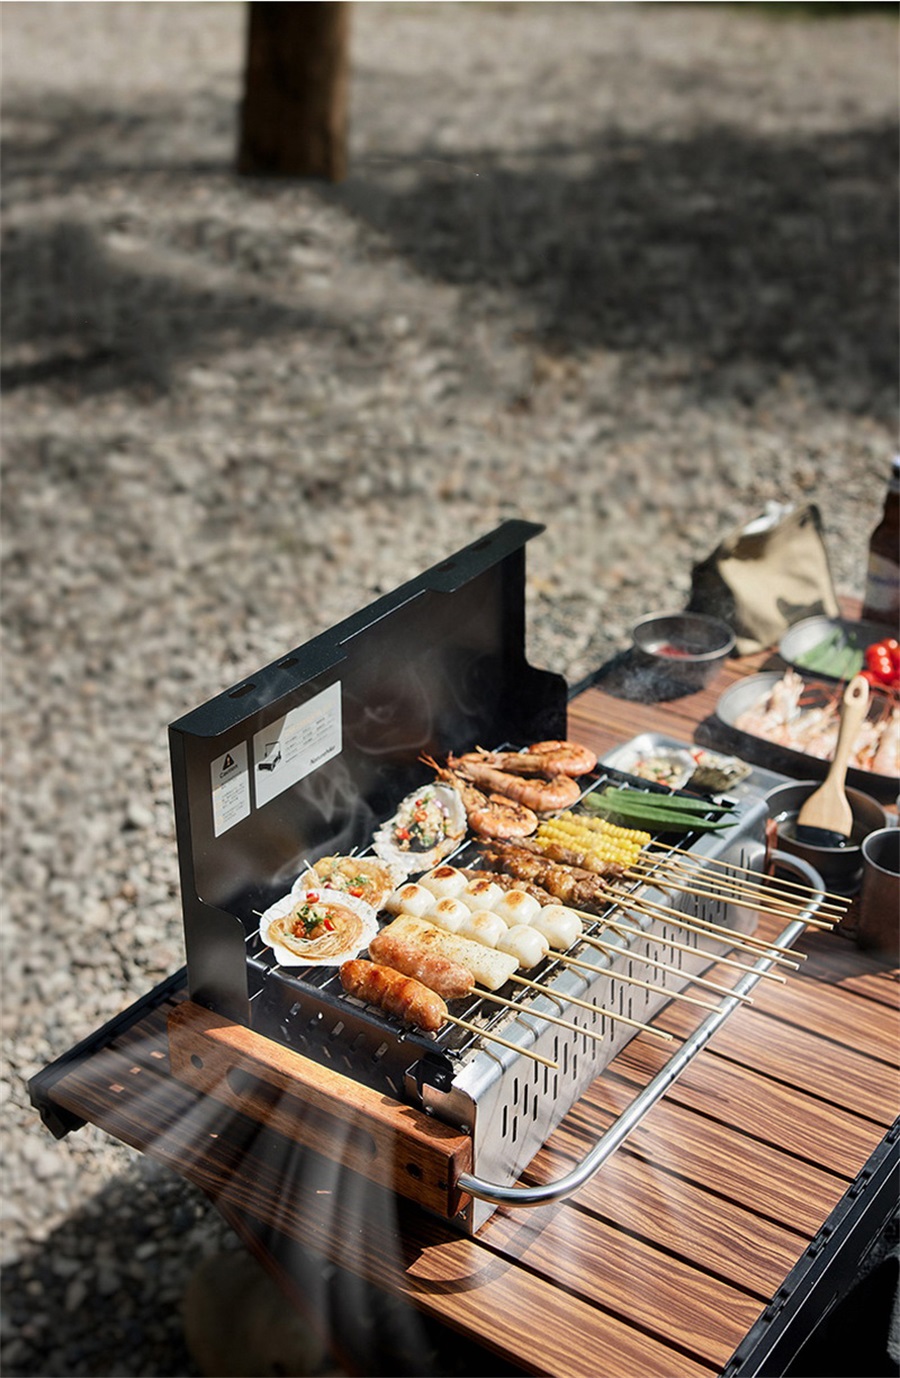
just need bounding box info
[244,757,784,1234]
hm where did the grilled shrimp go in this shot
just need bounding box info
[446,754,582,813]
[420,757,538,838]
[465,740,597,778]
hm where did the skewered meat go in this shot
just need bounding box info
[366,932,475,1001]
[478,842,613,911]
[459,867,558,906]
[340,959,448,1032]
[381,915,518,991]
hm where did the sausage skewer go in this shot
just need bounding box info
[371,925,605,1045]
[340,959,558,1069]
[383,915,674,1041]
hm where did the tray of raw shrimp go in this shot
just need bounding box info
[714,669,899,800]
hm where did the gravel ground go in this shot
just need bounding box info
[2,3,898,1375]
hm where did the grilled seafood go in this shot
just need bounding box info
[267,891,369,962]
[446,753,582,813]
[420,756,538,839]
[372,782,466,877]
[340,959,447,1032]
[296,855,398,910]
[367,930,475,1001]
[463,739,598,778]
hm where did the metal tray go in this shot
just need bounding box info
[779,615,890,682]
[600,731,789,802]
[714,673,898,801]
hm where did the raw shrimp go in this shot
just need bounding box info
[465,740,597,779]
[420,756,538,838]
[446,753,582,813]
[734,670,898,775]
[870,705,900,776]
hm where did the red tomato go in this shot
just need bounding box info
[865,642,896,683]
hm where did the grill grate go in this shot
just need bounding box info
[243,763,739,1080]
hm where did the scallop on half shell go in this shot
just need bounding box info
[372,781,467,878]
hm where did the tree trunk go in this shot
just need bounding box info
[237,2,350,180]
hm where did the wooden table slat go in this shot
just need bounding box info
[49,1047,716,1378]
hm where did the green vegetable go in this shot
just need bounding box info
[794,627,865,680]
[584,788,737,833]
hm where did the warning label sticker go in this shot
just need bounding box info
[210,741,251,837]
[252,682,342,809]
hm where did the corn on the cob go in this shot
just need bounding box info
[534,811,649,870]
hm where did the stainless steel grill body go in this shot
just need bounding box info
[410,796,768,1231]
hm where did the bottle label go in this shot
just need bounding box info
[864,551,900,618]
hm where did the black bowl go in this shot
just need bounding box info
[764,780,888,895]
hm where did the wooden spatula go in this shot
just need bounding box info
[795,673,870,847]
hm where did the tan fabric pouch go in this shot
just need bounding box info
[687,503,840,655]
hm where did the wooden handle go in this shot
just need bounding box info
[167,1001,472,1220]
[827,673,870,784]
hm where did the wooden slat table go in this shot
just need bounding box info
[30,635,900,1378]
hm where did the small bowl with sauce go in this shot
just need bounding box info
[765,780,888,896]
[632,612,736,693]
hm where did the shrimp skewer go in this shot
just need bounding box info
[420,756,538,839]
[447,753,582,813]
[463,740,597,779]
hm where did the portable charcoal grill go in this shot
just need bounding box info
[167,520,826,1233]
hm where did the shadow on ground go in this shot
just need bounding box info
[2,79,897,418]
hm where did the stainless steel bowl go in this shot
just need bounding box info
[632,612,735,692]
[764,780,888,895]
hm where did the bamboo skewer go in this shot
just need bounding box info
[550,949,721,1012]
[576,931,754,1004]
[647,842,852,909]
[477,990,606,1043]
[445,1014,558,1068]
[598,890,803,967]
[621,865,835,928]
[585,910,787,985]
[628,857,838,927]
[507,973,674,1042]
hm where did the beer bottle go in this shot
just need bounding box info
[861,456,900,626]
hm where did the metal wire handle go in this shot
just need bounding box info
[457,851,827,1209]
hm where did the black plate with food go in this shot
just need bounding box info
[779,616,892,683]
[714,670,899,801]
